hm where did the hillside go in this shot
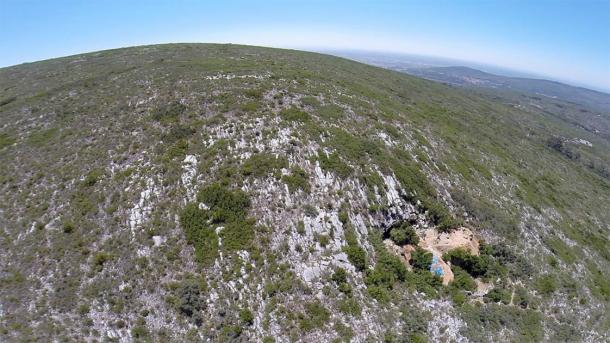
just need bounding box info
[0,44,608,342]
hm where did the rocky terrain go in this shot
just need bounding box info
[0,44,608,342]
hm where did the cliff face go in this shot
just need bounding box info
[0,44,608,342]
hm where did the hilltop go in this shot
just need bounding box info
[0,44,608,342]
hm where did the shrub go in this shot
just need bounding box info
[344,245,366,272]
[443,248,489,277]
[63,221,76,234]
[318,150,353,178]
[92,252,112,272]
[176,279,205,325]
[282,167,310,193]
[82,169,104,187]
[410,247,432,271]
[303,204,318,217]
[535,274,557,296]
[197,183,250,223]
[485,287,511,304]
[280,107,310,123]
[332,268,348,284]
[220,219,255,252]
[451,267,476,291]
[239,308,254,326]
[317,234,330,247]
[179,203,219,265]
[389,222,419,246]
[338,297,361,316]
[242,153,288,178]
[152,101,185,123]
[0,132,16,149]
[299,301,330,331]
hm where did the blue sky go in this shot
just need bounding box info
[1,0,609,91]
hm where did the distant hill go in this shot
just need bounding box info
[406,66,610,113]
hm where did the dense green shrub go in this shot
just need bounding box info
[176,279,205,325]
[343,227,367,271]
[180,203,219,265]
[280,107,310,123]
[345,246,367,272]
[318,150,353,178]
[410,247,432,271]
[459,303,543,342]
[181,184,255,266]
[197,183,250,223]
[282,167,310,192]
[389,222,419,246]
[451,266,476,291]
[535,274,557,296]
[0,132,16,149]
[92,252,112,272]
[152,101,186,123]
[338,297,361,316]
[332,268,348,284]
[485,287,511,304]
[239,308,254,326]
[242,153,288,178]
[220,218,255,252]
[298,301,330,331]
[443,248,489,277]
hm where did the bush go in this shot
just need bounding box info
[239,308,254,326]
[338,297,361,316]
[535,274,557,296]
[282,167,310,193]
[344,245,366,272]
[92,252,112,272]
[410,247,432,271]
[220,218,255,252]
[332,268,348,284]
[451,267,476,291]
[443,248,489,277]
[63,221,76,234]
[280,107,310,123]
[242,153,288,178]
[180,203,219,265]
[318,150,353,178]
[299,301,330,331]
[152,101,186,123]
[176,279,205,325]
[389,222,419,246]
[197,183,250,223]
[485,287,511,304]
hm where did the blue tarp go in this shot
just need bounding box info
[430,254,444,276]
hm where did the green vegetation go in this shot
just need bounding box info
[450,267,476,292]
[282,167,310,192]
[280,107,310,123]
[242,153,288,178]
[388,222,419,246]
[180,183,253,265]
[535,274,557,296]
[174,278,206,325]
[410,247,432,271]
[298,301,330,332]
[443,248,489,278]
[0,43,607,341]
[317,150,353,178]
[343,227,367,271]
[0,132,16,149]
[239,308,254,326]
[152,101,186,123]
